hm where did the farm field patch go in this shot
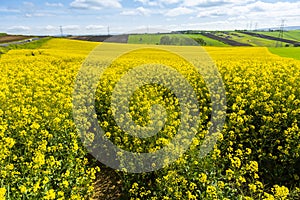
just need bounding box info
[225,32,287,47]
[0,35,33,43]
[256,31,300,42]
[269,47,300,60]
[128,33,227,46]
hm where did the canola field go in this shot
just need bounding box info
[0,38,299,200]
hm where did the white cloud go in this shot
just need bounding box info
[191,0,300,29]
[196,7,229,18]
[45,25,58,31]
[134,0,159,6]
[135,0,181,7]
[160,0,181,4]
[3,0,300,35]
[136,6,152,15]
[25,12,54,17]
[120,10,137,15]
[166,18,177,21]
[23,1,34,7]
[243,1,300,23]
[165,7,194,16]
[129,26,171,34]
[183,0,254,7]
[63,25,81,30]
[135,0,148,4]
[70,0,122,10]
[45,2,64,7]
[0,7,20,13]
[7,26,31,32]
[121,6,153,16]
[193,0,300,17]
[86,24,104,30]
[247,1,300,13]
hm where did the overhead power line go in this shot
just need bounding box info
[276,19,285,47]
[60,26,63,37]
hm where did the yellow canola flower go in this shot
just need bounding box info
[199,173,207,183]
[19,185,27,194]
[230,156,241,168]
[246,161,259,173]
[206,185,217,196]
[0,188,6,200]
[249,183,257,192]
[44,189,56,200]
[272,185,289,200]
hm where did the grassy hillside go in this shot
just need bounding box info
[256,31,300,42]
[268,47,300,60]
[227,32,287,47]
[128,34,162,44]
[186,34,229,46]
[128,33,228,46]
[0,37,51,55]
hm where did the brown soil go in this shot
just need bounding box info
[239,31,300,45]
[201,32,252,46]
[92,164,124,200]
[0,35,32,43]
[68,35,129,43]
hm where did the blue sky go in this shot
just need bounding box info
[1,0,300,35]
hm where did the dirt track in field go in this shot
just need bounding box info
[92,164,123,200]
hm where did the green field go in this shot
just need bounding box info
[128,31,298,47]
[227,32,288,47]
[0,37,51,55]
[269,47,300,60]
[128,34,163,44]
[186,34,229,46]
[128,33,228,46]
[256,30,300,42]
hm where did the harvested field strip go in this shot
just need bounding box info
[0,35,33,43]
[200,32,252,46]
[240,31,299,45]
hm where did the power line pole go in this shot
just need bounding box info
[107,25,110,36]
[60,26,63,37]
[276,19,285,47]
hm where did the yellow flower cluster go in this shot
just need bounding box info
[0,188,6,200]
[0,39,99,199]
[110,46,299,199]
